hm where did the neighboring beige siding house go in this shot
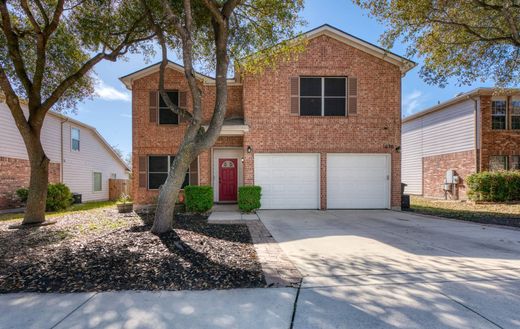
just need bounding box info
[0,98,129,209]
[402,88,520,199]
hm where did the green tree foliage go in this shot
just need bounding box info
[0,0,153,224]
[354,0,520,87]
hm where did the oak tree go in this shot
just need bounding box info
[143,0,303,233]
[355,0,520,87]
[0,0,153,224]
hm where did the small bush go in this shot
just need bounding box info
[184,186,213,213]
[466,171,520,202]
[16,188,29,203]
[238,186,262,213]
[46,183,73,211]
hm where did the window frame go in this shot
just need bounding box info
[93,172,102,192]
[71,127,80,152]
[147,155,197,190]
[158,90,180,125]
[299,76,347,117]
[491,98,507,130]
[511,155,520,171]
[511,97,520,130]
[489,155,508,171]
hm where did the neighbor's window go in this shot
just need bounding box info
[93,172,102,191]
[159,91,179,124]
[71,127,80,151]
[511,98,520,130]
[491,99,507,130]
[489,156,508,171]
[110,173,117,179]
[511,156,520,171]
[300,77,346,116]
[147,155,194,190]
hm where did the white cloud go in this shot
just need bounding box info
[403,90,423,117]
[95,79,130,102]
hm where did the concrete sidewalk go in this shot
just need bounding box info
[0,288,297,329]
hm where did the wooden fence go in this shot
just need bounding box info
[109,179,131,201]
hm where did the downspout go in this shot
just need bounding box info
[60,118,69,183]
[470,96,479,173]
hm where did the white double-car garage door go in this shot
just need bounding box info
[254,153,390,209]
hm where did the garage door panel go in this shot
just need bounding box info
[255,154,319,209]
[327,154,390,209]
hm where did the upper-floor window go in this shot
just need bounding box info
[93,172,102,191]
[300,77,346,116]
[489,155,508,171]
[511,98,520,130]
[491,99,507,130]
[159,91,179,124]
[71,127,80,151]
[148,155,196,190]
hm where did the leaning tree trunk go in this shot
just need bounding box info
[151,150,194,234]
[22,137,50,225]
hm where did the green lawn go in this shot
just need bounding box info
[409,196,520,226]
[0,201,116,222]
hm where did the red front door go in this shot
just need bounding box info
[219,158,238,201]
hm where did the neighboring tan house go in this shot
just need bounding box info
[0,97,130,209]
[120,24,415,210]
[402,88,520,199]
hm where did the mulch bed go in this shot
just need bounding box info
[0,209,265,293]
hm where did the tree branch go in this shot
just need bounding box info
[0,66,31,137]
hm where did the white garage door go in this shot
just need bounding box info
[254,153,320,209]
[327,154,390,209]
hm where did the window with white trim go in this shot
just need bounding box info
[148,155,196,190]
[491,99,507,130]
[93,172,102,191]
[300,77,346,116]
[71,127,80,151]
[489,156,508,171]
[511,98,520,130]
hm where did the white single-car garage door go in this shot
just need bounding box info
[327,153,390,209]
[254,153,320,209]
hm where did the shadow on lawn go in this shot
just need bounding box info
[0,213,265,293]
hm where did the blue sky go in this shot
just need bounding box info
[71,0,487,157]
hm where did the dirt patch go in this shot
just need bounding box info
[0,209,265,292]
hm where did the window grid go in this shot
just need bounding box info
[489,155,508,171]
[71,127,80,151]
[300,77,346,116]
[148,155,193,190]
[491,100,507,130]
[158,91,179,125]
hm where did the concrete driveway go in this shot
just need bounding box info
[258,210,520,329]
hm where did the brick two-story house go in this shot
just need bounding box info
[120,25,415,210]
[402,88,520,199]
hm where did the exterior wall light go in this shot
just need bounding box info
[247,146,252,153]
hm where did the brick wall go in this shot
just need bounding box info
[422,150,476,199]
[242,35,402,208]
[479,95,520,171]
[131,68,244,205]
[0,157,60,209]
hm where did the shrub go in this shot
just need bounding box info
[184,186,213,213]
[16,188,29,203]
[46,183,73,211]
[238,186,261,213]
[466,171,520,202]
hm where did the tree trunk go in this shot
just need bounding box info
[22,140,49,225]
[151,151,193,234]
